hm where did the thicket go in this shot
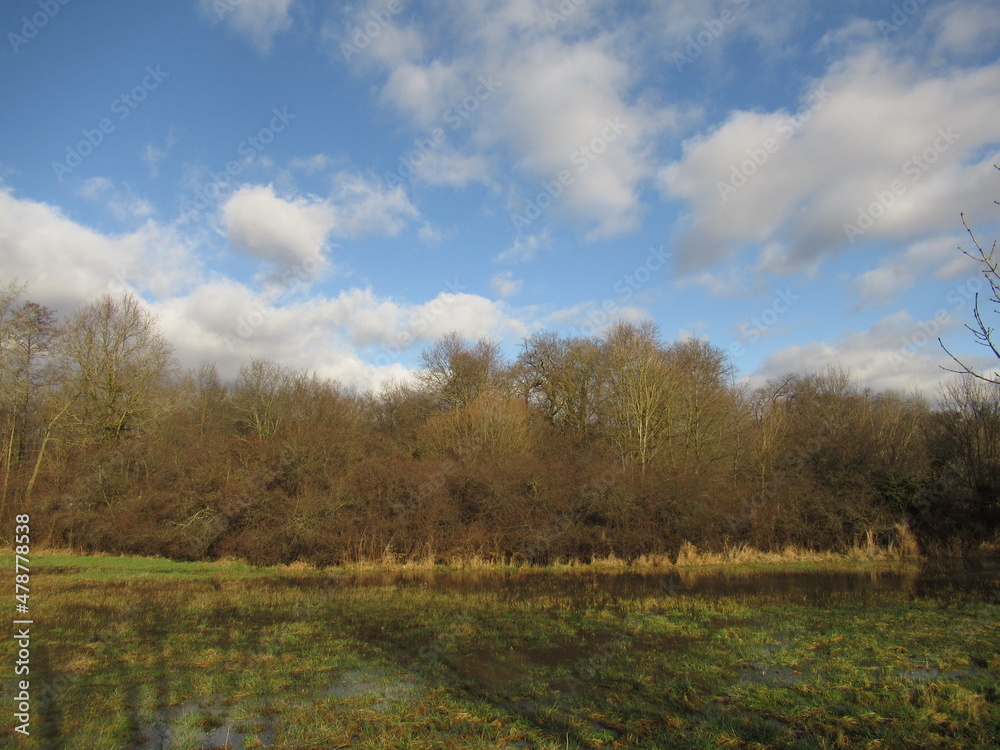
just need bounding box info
[1,284,997,565]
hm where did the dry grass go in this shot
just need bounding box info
[891,522,921,557]
[16,533,924,577]
[673,538,919,568]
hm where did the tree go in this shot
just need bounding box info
[2,301,61,506]
[516,332,603,439]
[417,333,508,410]
[666,337,738,470]
[938,377,1000,500]
[231,358,288,440]
[600,320,674,474]
[939,164,1000,382]
[62,292,176,441]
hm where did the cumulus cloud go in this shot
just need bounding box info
[643,0,811,71]
[746,308,991,396]
[919,0,1000,59]
[198,0,295,53]
[221,184,334,271]
[332,0,679,240]
[660,41,1000,280]
[0,188,195,312]
[0,188,530,392]
[851,235,979,307]
[327,172,419,237]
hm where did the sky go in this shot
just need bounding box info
[1,0,999,397]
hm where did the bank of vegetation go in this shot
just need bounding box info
[0,282,997,565]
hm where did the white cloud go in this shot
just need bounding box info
[77,177,155,222]
[496,230,550,263]
[0,187,532,392]
[141,143,166,179]
[644,0,811,67]
[328,172,419,237]
[326,3,423,69]
[417,221,445,244]
[0,188,195,312]
[334,0,679,239]
[414,148,491,188]
[543,299,650,339]
[746,309,987,396]
[491,271,523,298]
[289,153,336,174]
[408,291,529,342]
[676,264,768,298]
[851,235,979,306]
[199,0,294,53]
[222,184,334,271]
[660,41,1000,278]
[381,60,463,129]
[919,0,1000,59]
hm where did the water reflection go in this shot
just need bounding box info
[279,557,999,604]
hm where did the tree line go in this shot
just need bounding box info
[1,282,997,564]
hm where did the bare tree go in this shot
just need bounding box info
[232,358,288,440]
[939,165,1000,382]
[600,320,674,474]
[1,301,60,506]
[667,338,738,469]
[62,292,176,441]
[939,377,1000,497]
[417,333,508,410]
[516,332,603,439]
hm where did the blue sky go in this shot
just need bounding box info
[2,0,999,395]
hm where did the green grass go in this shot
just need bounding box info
[2,554,997,749]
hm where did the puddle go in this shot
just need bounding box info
[131,696,277,750]
[326,667,421,711]
[881,665,996,681]
[738,664,809,684]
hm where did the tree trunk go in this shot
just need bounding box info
[24,396,76,504]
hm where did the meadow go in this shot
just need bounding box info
[2,552,998,749]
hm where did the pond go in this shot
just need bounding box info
[275,556,1000,605]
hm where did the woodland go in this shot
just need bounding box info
[1,283,997,565]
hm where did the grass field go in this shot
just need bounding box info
[3,553,998,749]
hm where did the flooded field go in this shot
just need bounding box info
[5,555,998,749]
[287,558,1000,602]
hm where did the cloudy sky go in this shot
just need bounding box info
[1,0,999,395]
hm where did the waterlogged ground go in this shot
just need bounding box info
[2,555,998,749]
